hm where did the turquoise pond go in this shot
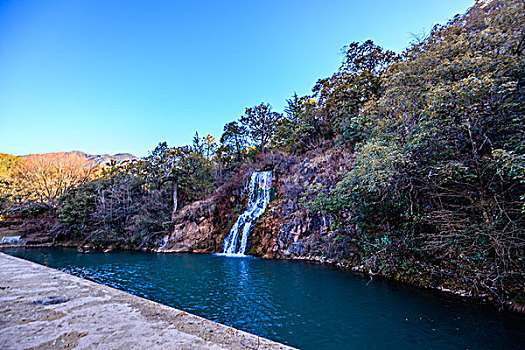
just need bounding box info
[3,247,524,349]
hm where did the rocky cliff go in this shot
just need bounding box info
[156,147,356,265]
[156,172,248,253]
[248,148,356,263]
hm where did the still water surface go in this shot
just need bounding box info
[4,247,524,349]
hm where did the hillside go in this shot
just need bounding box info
[1,0,523,311]
[24,151,139,166]
[154,0,525,309]
[0,153,24,177]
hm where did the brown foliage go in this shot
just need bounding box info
[10,153,96,208]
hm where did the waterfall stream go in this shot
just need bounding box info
[221,171,273,256]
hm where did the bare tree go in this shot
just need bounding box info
[10,152,95,208]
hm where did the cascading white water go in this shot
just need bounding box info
[221,171,273,256]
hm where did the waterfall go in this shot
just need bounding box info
[221,171,273,256]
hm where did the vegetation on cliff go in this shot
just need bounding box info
[304,0,525,305]
[1,0,523,307]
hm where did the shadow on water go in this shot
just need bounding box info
[3,247,525,350]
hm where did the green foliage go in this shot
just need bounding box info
[240,103,282,151]
[57,163,146,244]
[144,142,215,205]
[173,146,216,204]
[55,142,216,247]
[218,121,249,164]
[303,0,525,301]
[492,149,525,211]
[6,0,524,305]
[312,40,399,146]
[56,180,98,238]
[0,153,25,211]
[0,153,24,177]
[272,93,322,152]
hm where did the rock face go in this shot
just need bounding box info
[0,214,55,245]
[156,147,357,265]
[156,174,248,253]
[248,148,356,263]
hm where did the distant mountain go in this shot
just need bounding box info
[23,151,139,166]
[73,151,139,166]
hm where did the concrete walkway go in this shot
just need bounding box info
[0,253,295,350]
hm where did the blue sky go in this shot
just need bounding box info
[0,0,473,157]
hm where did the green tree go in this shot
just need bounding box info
[56,141,217,248]
[144,142,215,216]
[309,0,525,303]
[273,92,321,152]
[219,121,249,162]
[312,40,399,145]
[203,134,217,160]
[240,103,282,151]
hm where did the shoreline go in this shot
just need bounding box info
[0,252,295,350]
[3,242,525,314]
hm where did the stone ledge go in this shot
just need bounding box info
[0,253,295,350]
